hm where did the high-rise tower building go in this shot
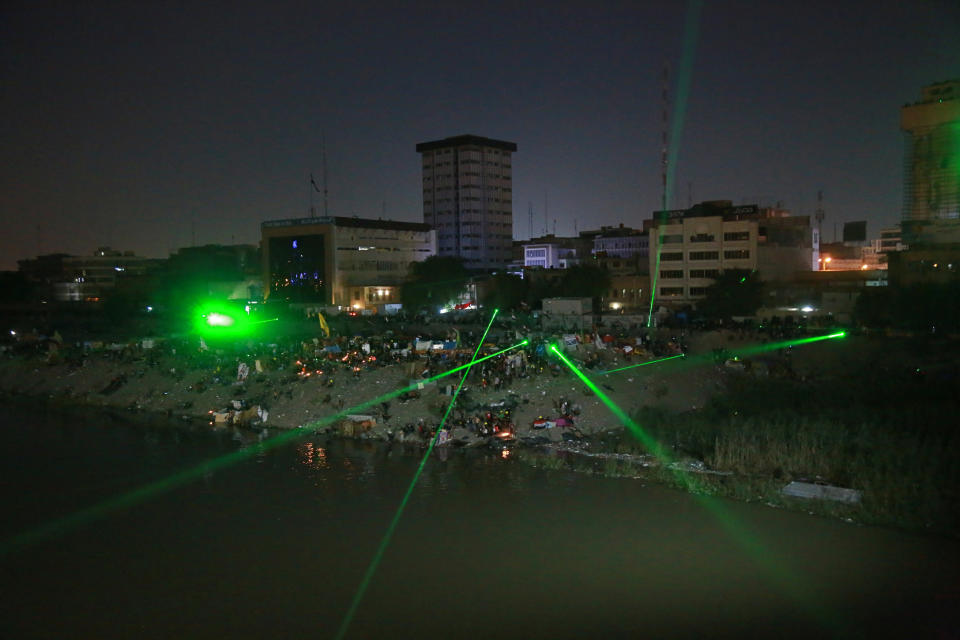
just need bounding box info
[900,79,960,243]
[416,134,517,269]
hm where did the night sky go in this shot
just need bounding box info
[2,1,957,270]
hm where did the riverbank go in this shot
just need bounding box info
[2,328,957,536]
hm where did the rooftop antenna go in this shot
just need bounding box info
[528,201,533,239]
[574,218,578,235]
[310,172,320,217]
[553,218,557,235]
[688,181,693,208]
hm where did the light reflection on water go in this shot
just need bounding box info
[0,404,957,639]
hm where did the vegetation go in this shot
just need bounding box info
[619,368,960,534]
[696,268,763,320]
[481,273,528,310]
[400,256,471,312]
[559,263,612,312]
[855,282,960,333]
[512,341,960,535]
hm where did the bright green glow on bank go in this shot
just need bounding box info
[1,334,527,558]
[548,342,846,636]
[205,312,235,327]
[599,353,685,375]
[334,309,500,640]
[192,301,253,339]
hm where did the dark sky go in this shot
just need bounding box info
[2,1,958,269]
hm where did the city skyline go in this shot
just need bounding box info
[2,1,958,270]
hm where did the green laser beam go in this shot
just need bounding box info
[1,334,527,557]
[595,331,846,381]
[549,343,848,636]
[598,353,686,375]
[647,0,703,327]
[621,330,848,378]
[334,309,500,640]
[550,345,676,468]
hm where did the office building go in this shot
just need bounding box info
[647,201,816,305]
[261,216,435,309]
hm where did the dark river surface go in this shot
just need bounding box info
[1,403,957,639]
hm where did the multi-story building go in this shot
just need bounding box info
[592,224,649,260]
[522,233,592,269]
[877,225,908,256]
[261,216,435,309]
[901,79,960,244]
[19,248,161,302]
[416,134,516,269]
[647,201,816,305]
[590,224,649,276]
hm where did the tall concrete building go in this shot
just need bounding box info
[416,134,516,269]
[901,79,960,243]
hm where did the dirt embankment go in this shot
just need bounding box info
[0,332,739,445]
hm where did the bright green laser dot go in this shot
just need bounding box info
[205,312,234,327]
[1,335,527,558]
[335,309,500,640]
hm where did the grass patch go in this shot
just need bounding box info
[609,368,960,535]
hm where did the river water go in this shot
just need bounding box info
[1,403,957,639]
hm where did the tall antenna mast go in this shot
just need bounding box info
[544,192,548,235]
[528,201,534,239]
[815,189,825,231]
[322,132,329,217]
[661,62,670,213]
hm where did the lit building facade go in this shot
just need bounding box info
[901,79,960,243]
[647,202,816,305]
[261,216,435,309]
[416,134,516,269]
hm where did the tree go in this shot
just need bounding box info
[481,273,528,311]
[696,269,764,320]
[559,263,611,312]
[400,256,471,312]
